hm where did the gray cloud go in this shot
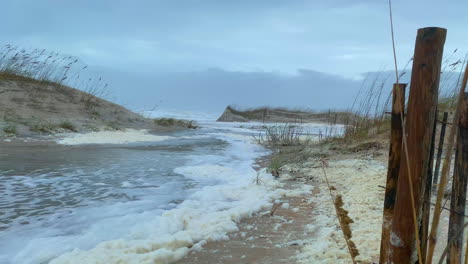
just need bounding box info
[3,0,466,75]
[97,68,362,113]
[1,0,466,113]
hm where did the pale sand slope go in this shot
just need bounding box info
[0,79,186,137]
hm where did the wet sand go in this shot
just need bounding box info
[175,180,318,264]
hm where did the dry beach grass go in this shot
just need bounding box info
[0,46,196,139]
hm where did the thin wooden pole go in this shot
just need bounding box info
[433,112,449,188]
[420,115,437,263]
[447,93,468,264]
[388,27,446,264]
[428,63,468,264]
[379,83,406,262]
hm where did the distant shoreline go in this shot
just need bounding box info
[216,106,350,124]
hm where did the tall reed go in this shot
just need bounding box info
[0,45,109,104]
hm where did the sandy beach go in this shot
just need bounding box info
[170,134,455,264]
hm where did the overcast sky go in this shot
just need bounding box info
[1,0,467,113]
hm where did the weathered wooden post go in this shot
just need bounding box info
[447,93,468,264]
[379,83,406,262]
[433,112,449,187]
[387,27,446,264]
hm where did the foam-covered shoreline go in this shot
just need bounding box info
[46,127,288,264]
[295,159,386,263]
[1,119,343,264]
[56,129,173,145]
[50,169,284,264]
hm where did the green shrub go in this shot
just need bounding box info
[155,118,174,126]
[105,121,121,131]
[30,122,56,134]
[59,121,77,132]
[154,118,198,129]
[83,124,100,132]
[3,124,17,135]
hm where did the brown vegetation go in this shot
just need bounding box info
[0,46,194,137]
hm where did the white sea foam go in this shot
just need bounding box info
[49,170,281,264]
[297,159,386,263]
[3,116,342,264]
[11,121,284,264]
[56,129,173,145]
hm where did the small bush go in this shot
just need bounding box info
[105,121,121,131]
[154,118,198,129]
[3,124,17,135]
[154,118,177,126]
[30,122,56,134]
[59,121,77,132]
[267,158,284,177]
[83,123,100,132]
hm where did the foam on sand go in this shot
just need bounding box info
[47,170,282,264]
[297,159,386,263]
[57,129,173,145]
[45,127,285,264]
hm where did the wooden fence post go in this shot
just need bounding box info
[387,27,446,264]
[379,83,406,262]
[447,93,468,264]
[433,112,449,187]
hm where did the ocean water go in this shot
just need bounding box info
[0,113,339,264]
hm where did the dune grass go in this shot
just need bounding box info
[336,54,463,144]
[0,45,109,103]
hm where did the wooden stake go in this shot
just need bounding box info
[420,114,437,263]
[388,27,446,264]
[427,63,468,264]
[433,112,449,188]
[447,93,468,264]
[379,83,406,262]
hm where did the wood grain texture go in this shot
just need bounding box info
[387,27,446,264]
[379,83,406,263]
